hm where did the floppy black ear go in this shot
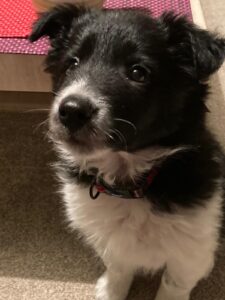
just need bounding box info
[29,4,87,42]
[160,12,225,80]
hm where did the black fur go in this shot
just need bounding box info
[30,5,225,212]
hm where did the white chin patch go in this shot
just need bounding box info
[56,144,187,185]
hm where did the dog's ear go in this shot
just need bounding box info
[29,4,87,42]
[160,12,225,80]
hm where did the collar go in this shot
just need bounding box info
[89,167,158,200]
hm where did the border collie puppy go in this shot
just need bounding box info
[30,5,225,300]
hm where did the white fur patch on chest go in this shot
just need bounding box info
[62,181,223,272]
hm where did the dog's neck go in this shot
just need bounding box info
[57,144,185,185]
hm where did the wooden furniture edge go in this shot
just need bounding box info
[0,53,51,92]
[190,0,206,29]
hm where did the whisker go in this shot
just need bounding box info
[109,128,128,150]
[23,108,50,113]
[89,126,101,139]
[90,127,115,143]
[33,118,49,133]
[105,132,115,141]
[114,118,137,135]
[43,129,52,141]
[109,129,122,143]
[52,91,59,96]
[91,128,98,138]
[102,129,115,142]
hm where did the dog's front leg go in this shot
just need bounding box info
[95,260,134,300]
[155,248,215,300]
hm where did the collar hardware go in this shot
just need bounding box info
[89,167,158,200]
[89,182,101,200]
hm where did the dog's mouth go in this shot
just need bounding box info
[48,97,136,154]
[49,119,132,155]
[49,116,111,153]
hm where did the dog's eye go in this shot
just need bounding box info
[72,56,80,67]
[128,65,149,83]
[66,56,80,75]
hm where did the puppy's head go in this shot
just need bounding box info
[31,5,225,156]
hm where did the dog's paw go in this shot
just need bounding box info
[95,272,131,300]
[154,275,190,300]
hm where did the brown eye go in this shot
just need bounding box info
[128,65,149,83]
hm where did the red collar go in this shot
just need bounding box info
[89,167,158,200]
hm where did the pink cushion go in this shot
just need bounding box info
[0,0,192,55]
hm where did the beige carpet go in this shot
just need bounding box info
[1,2,225,299]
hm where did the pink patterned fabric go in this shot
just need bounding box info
[0,0,192,55]
[104,0,192,18]
[0,37,49,55]
[0,0,36,37]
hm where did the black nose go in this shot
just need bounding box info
[58,96,96,131]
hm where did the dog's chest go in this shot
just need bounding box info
[62,181,221,272]
[63,182,197,270]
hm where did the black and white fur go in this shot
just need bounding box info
[30,5,225,300]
